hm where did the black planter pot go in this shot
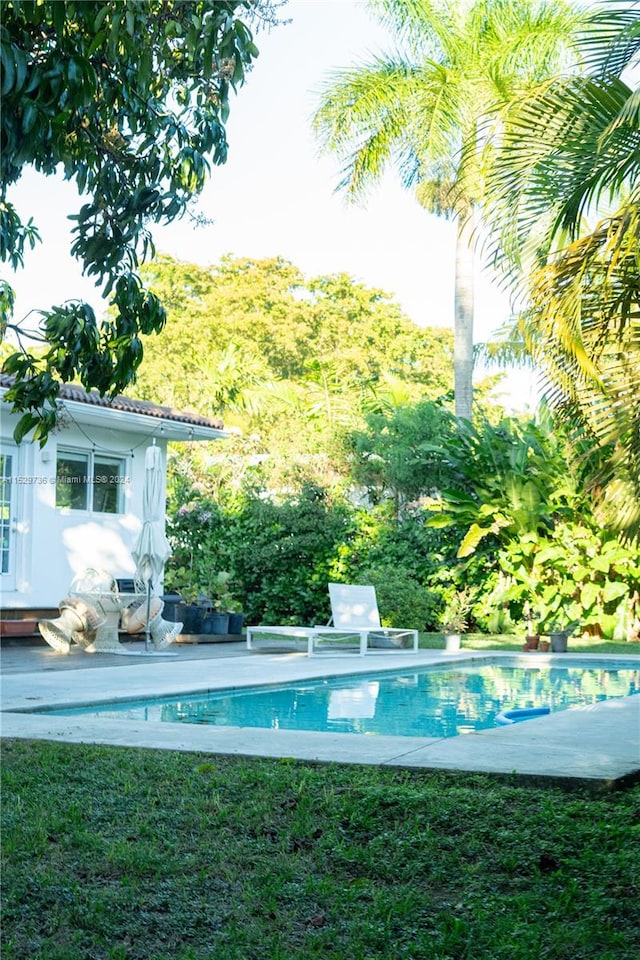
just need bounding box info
[160,595,183,623]
[204,612,230,635]
[180,603,204,635]
[227,612,245,635]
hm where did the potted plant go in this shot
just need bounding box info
[182,593,212,635]
[544,617,579,653]
[203,571,243,636]
[522,599,540,650]
[537,585,582,653]
[439,588,474,652]
[162,566,209,634]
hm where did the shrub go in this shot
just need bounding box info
[353,566,439,631]
[221,483,354,624]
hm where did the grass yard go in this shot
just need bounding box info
[421,635,637,656]
[2,740,639,960]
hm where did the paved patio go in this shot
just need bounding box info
[2,639,639,786]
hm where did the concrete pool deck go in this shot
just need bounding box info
[1,640,639,786]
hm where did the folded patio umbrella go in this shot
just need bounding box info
[132,443,172,650]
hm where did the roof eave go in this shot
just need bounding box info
[1,393,229,443]
[57,399,229,442]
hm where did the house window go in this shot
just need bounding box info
[56,450,126,514]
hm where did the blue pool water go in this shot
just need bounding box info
[44,659,640,739]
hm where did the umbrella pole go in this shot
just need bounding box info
[145,581,152,651]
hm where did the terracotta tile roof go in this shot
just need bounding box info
[0,373,224,431]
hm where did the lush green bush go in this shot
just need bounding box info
[352,565,440,631]
[425,411,640,639]
[214,483,353,624]
[345,400,456,509]
[165,475,472,630]
[326,503,463,627]
[164,496,228,602]
[163,405,640,638]
[470,571,517,635]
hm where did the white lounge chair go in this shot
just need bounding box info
[311,583,419,654]
[245,583,419,656]
[245,624,316,655]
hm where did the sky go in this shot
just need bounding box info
[6,0,537,410]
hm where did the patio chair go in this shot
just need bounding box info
[245,583,419,656]
[311,583,419,655]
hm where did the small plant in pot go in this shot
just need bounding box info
[544,617,580,653]
[204,572,243,636]
[162,566,210,634]
[215,571,245,635]
[439,588,474,652]
[522,600,541,650]
[538,592,582,653]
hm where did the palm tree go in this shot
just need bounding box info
[484,0,640,537]
[312,0,582,420]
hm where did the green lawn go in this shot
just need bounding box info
[2,740,639,960]
[422,634,637,656]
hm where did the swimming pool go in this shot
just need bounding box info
[42,659,640,739]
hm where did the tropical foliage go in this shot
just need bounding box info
[162,392,640,640]
[484,0,640,538]
[164,479,354,626]
[424,410,640,638]
[132,245,640,640]
[344,399,456,513]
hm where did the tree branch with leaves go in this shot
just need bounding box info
[0,0,263,442]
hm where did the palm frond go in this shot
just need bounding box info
[486,74,640,276]
[366,0,456,60]
[313,54,464,201]
[470,0,584,84]
[474,315,538,370]
[313,57,417,151]
[608,84,640,130]
[526,204,640,538]
[579,0,640,77]
[313,57,421,198]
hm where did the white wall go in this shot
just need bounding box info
[1,409,168,609]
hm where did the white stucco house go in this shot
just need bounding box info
[0,373,225,612]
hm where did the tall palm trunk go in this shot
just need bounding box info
[312,0,583,423]
[454,211,474,421]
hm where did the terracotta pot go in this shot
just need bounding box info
[525,635,540,650]
[539,640,550,652]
